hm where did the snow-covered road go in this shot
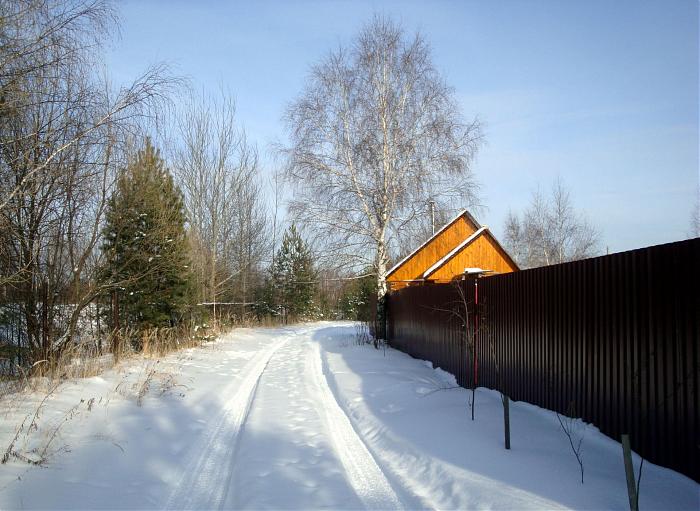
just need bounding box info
[166,327,400,510]
[1,322,697,510]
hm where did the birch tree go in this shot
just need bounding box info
[283,15,481,307]
[503,178,600,269]
[395,204,453,261]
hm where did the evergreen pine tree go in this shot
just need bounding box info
[271,224,316,318]
[102,138,191,329]
[339,272,376,320]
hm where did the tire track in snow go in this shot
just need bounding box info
[319,343,568,511]
[164,336,288,510]
[309,342,403,510]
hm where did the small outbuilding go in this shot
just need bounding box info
[386,210,518,291]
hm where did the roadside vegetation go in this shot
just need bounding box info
[1,2,611,476]
[0,1,370,389]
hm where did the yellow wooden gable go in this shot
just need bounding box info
[386,210,518,290]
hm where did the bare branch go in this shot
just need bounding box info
[503,177,601,268]
[282,15,482,300]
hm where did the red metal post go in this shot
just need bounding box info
[474,278,479,387]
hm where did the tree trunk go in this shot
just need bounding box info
[374,236,388,345]
[41,279,49,366]
[210,253,217,322]
[112,290,121,362]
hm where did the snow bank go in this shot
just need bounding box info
[0,328,277,509]
[0,322,696,510]
[315,325,699,510]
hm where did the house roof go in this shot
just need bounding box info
[386,209,482,278]
[422,226,520,279]
[422,227,487,278]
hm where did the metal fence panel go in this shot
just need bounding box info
[387,238,700,482]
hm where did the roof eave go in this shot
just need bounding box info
[386,209,480,278]
[422,226,487,279]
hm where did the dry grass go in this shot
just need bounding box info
[354,323,373,346]
[0,320,227,467]
[1,377,68,466]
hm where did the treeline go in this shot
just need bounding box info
[0,1,371,375]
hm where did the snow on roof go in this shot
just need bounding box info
[422,227,487,278]
[386,210,482,277]
[464,267,491,275]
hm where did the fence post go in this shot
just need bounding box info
[472,277,479,420]
[621,434,639,511]
[386,239,699,483]
[504,395,511,449]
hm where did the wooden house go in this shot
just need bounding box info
[386,210,519,291]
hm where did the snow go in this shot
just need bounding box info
[0,322,697,510]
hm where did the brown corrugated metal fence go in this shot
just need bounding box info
[387,238,699,482]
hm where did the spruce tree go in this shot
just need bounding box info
[102,138,191,329]
[271,224,316,318]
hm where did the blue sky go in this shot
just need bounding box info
[106,0,699,253]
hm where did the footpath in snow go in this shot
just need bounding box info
[0,322,697,510]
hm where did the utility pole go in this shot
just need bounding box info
[428,200,436,235]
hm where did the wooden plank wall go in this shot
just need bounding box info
[427,233,518,280]
[387,215,478,283]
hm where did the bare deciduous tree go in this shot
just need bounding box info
[394,204,454,262]
[0,0,176,367]
[689,185,699,238]
[229,162,268,318]
[557,402,586,484]
[504,178,600,269]
[283,15,481,309]
[171,89,267,318]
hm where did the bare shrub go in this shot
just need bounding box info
[556,401,586,484]
[354,323,373,346]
